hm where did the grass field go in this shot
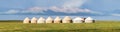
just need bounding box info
[0,20,120,32]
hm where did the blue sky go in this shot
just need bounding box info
[0,0,120,16]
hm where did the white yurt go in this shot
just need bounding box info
[62,16,72,23]
[37,17,45,23]
[73,17,83,23]
[23,17,30,23]
[54,16,62,23]
[85,17,94,23]
[46,16,53,23]
[31,17,37,23]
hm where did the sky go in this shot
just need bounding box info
[0,0,120,20]
[0,0,120,16]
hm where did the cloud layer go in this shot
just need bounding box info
[1,6,92,14]
[0,0,101,15]
[63,0,87,8]
[5,0,90,14]
[49,6,91,13]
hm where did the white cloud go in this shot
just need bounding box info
[1,7,47,14]
[89,11,104,15]
[26,7,47,14]
[21,6,93,14]
[47,0,90,13]
[2,6,96,14]
[5,10,19,14]
[63,0,87,8]
[28,7,47,11]
[50,6,91,13]
[111,14,120,16]
[1,0,101,14]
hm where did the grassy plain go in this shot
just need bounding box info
[0,20,119,32]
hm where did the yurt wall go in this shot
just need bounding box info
[31,17,37,23]
[46,16,53,23]
[62,16,72,23]
[73,17,83,23]
[37,17,45,23]
[85,17,94,23]
[54,16,62,23]
[23,17,30,23]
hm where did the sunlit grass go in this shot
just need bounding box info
[0,20,119,32]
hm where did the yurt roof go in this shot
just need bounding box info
[38,17,45,20]
[86,17,93,20]
[73,17,83,20]
[63,16,72,20]
[46,16,53,20]
[24,17,30,20]
[54,16,61,20]
[31,17,37,20]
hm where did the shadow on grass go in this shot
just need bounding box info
[37,29,120,32]
[2,29,120,32]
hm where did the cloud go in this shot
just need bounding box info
[0,6,99,14]
[0,7,47,14]
[50,6,91,13]
[48,0,90,13]
[26,7,47,14]
[28,7,47,11]
[63,0,87,8]
[111,14,120,16]
[0,0,102,15]
[24,6,93,14]
[0,10,19,14]
[4,10,19,14]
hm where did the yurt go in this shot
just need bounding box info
[31,17,37,23]
[37,17,45,23]
[54,16,62,23]
[23,17,30,23]
[73,17,83,23]
[85,17,94,23]
[46,16,53,23]
[62,16,72,23]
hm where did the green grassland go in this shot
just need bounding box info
[0,20,120,32]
